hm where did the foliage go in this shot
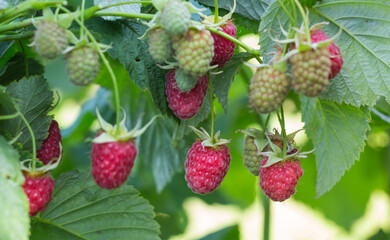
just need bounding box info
[0,0,389,239]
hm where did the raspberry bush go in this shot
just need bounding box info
[0,0,389,239]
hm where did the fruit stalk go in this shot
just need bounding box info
[0,0,66,23]
[205,26,262,62]
[276,106,288,157]
[0,5,152,34]
[208,72,215,142]
[80,0,86,39]
[60,6,122,134]
[93,11,154,19]
[214,0,219,24]
[293,0,311,45]
[276,0,297,26]
[99,1,152,10]
[260,182,271,240]
[0,112,19,120]
[13,104,37,170]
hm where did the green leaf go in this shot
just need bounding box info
[140,118,187,192]
[197,0,270,21]
[300,96,371,197]
[30,171,160,240]
[0,54,44,85]
[0,135,29,240]
[211,52,253,113]
[0,135,23,182]
[259,0,390,106]
[0,76,53,152]
[121,79,188,192]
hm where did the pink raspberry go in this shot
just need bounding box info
[210,21,237,68]
[165,69,208,119]
[37,120,62,165]
[259,156,303,202]
[185,141,231,194]
[91,137,137,189]
[22,173,55,216]
[311,29,343,79]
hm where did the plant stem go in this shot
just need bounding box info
[261,191,270,240]
[99,1,152,10]
[289,0,298,27]
[0,6,152,34]
[293,0,311,44]
[281,24,293,57]
[208,72,215,142]
[214,0,219,24]
[205,26,262,62]
[13,104,37,170]
[0,112,19,120]
[93,11,154,19]
[80,0,86,39]
[0,0,65,23]
[60,6,122,134]
[278,105,287,157]
[277,0,296,27]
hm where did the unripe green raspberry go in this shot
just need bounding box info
[249,67,291,113]
[148,28,173,63]
[290,47,331,97]
[160,0,191,35]
[173,29,214,78]
[33,21,68,59]
[174,68,198,92]
[66,46,100,86]
[243,136,263,176]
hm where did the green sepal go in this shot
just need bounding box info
[93,108,160,143]
[56,10,77,29]
[272,60,288,73]
[189,126,230,148]
[42,7,54,20]
[237,128,268,153]
[200,0,236,27]
[265,133,283,157]
[20,143,63,175]
[255,138,269,153]
[236,128,263,139]
[260,146,315,168]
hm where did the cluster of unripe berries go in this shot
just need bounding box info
[249,29,343,114]
[147,0,237,120]
[32,20,101,86]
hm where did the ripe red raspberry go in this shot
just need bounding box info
[165,69,208,119]
[310,29,343,79]
[22,172,55,216]
[185,141,231,194]
[37,120,62,165]
[91,136,137,189]
[210,21,237,68]
[259,156,303,202]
